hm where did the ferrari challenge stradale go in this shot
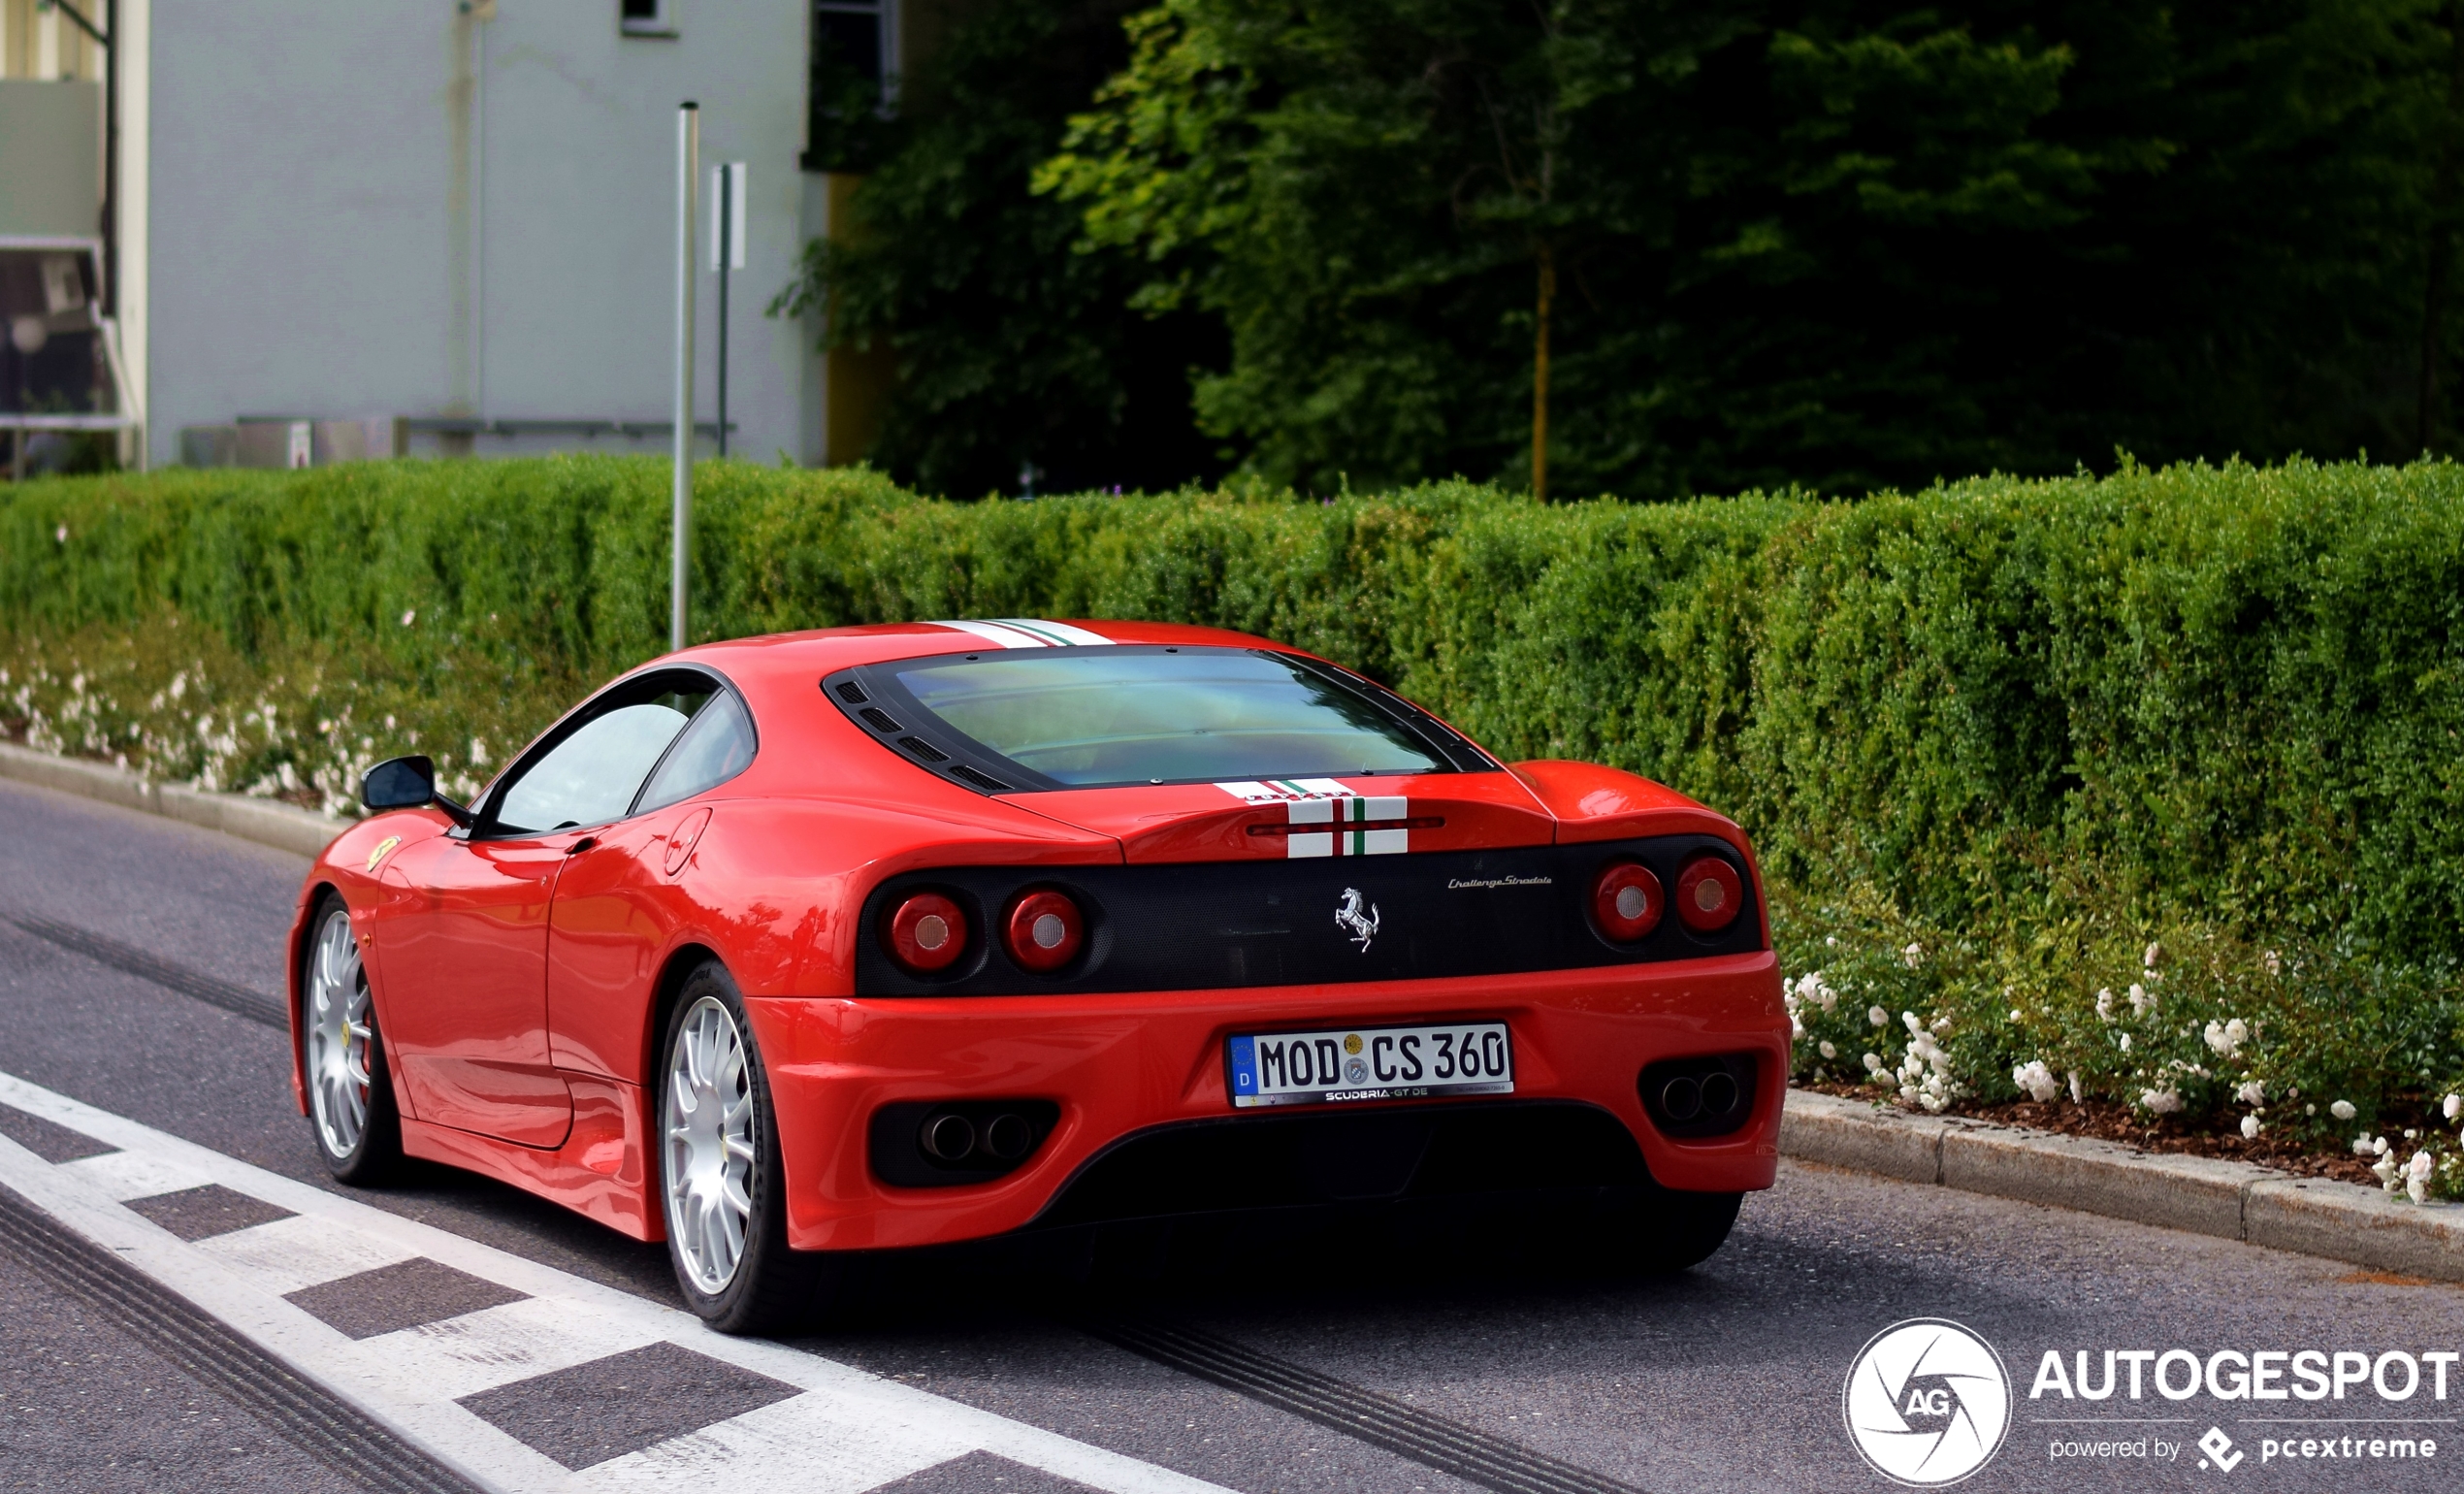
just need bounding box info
[287,619,1787,1330]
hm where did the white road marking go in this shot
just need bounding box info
[198,1211,422,1293]
[358,1296,668,1402]
[588,1391,968,1490]
[0,1069,1233,1494]
[58,1146,207,1200]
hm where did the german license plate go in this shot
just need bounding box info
[1225,1021,1513,1108]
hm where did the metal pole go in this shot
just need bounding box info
[102,0,117,315]
[715,164,729,459]
[671,102,698,654]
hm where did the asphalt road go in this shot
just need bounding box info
[1,772,2456,1494]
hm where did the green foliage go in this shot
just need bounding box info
[1040,0,2457,498]
[9,455,2464,1135]
[773,0,1221,497]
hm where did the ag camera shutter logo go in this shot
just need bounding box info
[1843,1318,2013,1485]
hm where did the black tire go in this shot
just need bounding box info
[300,893,403,1185]
[657,960,842,1333]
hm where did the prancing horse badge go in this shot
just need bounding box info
[1335,888,1380,953]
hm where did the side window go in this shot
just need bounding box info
[637,692,757,814]
[494,700,698,836]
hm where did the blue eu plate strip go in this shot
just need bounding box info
[1228,1035,1257,1096]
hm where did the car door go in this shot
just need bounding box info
[374,676,707,1148]
[546,688,758,1082]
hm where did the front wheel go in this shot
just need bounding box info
[658,961,837,1332]
[302,895,402,1184]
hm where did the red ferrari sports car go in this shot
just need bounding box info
[288,620,1785,1329]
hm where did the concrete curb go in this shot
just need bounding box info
[0,741,342,861]
[1784,1088,2464,1282]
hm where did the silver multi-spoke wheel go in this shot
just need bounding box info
[306,908,374,1159]
[664,994,758,1294]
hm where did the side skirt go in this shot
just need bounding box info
[400,1075,663,1243]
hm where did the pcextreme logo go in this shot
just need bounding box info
[1844,1318,2014,1486]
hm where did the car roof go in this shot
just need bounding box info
[660,619,1308,699]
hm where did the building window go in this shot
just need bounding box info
[806,0,895,170]
[620,0,676,38]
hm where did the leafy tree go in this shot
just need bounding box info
[1042,1,2453,499]
[775,0,1223,498]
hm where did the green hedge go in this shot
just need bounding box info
[7,456,2464,1147]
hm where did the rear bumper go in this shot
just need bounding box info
[743,952,1787,1252]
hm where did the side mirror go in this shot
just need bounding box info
[362,756,436,812]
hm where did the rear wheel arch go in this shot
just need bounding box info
[642,940,728,1088]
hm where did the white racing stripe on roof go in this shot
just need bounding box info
[0,1070,1233,1494]
[928,619,1116,649]
[988,618,1115,647]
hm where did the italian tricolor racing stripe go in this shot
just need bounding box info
[928,618,1116,648]
[1216,779,1411,858]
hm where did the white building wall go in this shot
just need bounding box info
[145,0,825,468]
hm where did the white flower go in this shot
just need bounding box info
[2119,1033,2131,1052]
[2141,1088,2184,1115]
[2373,1150,2401,1190]
[2331,1099,2357,1121]
[470,736,488,766]
[1790,1011,1805,1041]
[1819,1041,1836,1059]
[2263,949,2283,977]
[1901,941,1925,969]
[54,524,68,543]
[2375,1137,2391,1156]
[1901,1011,1923,1036]
[2242,1114,2263,1140]
[2355,1132,2379,1156]
[2144,941,2164,968]
[1868,1006,1889,1028]
[2095,988,2115,1022]
[2408,1150,2436,1204]
[2203,1019,2247,1060]
[2236,1080,2266,1106]
[2447,1094,2461,1121]
[1863,1052,1884,1074]
[2008,1008,2024,1023]
[2128,983,2153,1016]
[2068,1070,2084,1104]
[2013,1060,2059,1103]
[401,609,416,627]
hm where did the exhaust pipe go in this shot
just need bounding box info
[922,1112,977,1162]
[1659,1076,1702,1122]
[984,1112,1032,1161]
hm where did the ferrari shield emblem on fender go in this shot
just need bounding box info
[1335,888,1380,952]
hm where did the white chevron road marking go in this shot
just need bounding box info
[0,1069,1231,1494]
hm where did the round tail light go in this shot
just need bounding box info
[887,893,968,973]
[1675,856,1745,933]
[1591,861,1663,942]
[1003,889,1085,973]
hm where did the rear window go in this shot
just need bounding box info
[884,648,1449,788]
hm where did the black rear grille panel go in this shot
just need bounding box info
[854,835,1761,996]
[1034,1101,1652,1228]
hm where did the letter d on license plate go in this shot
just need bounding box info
[1225,1021,1513,1108]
